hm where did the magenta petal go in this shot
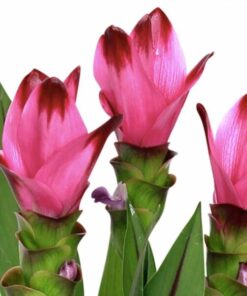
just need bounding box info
[235,177,247,209]
[141,53,213,147]
[131,8,186,100]
[94,26,165,146]
[64,66,81,102]
[99,91,114,116]
[18,77,86,176]
[197,104,242,207]
[3,69,47,175]
[35,115,122,215]
[185,53,213,90]
[1,166,63,217]
[141,93,188,146]
[215,95,247,187]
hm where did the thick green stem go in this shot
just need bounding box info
[1,211,84,296]
[206,204,247,294]
[99,142,175,296]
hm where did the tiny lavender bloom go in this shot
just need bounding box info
[59,260,79,281]
[238,263,247,286]
[92,182,127,210]
[197,96,247,208]
[94,7,212,147]
[0,68,121,218]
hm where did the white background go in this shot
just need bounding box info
[1,0,247,295]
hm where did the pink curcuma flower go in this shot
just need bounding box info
[197,97,247,209]
[94,7,213,147]
[0,67,121,218]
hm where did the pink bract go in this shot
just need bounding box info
[0,67,121,218]
[197,97,247,209]
[94,7,212,147]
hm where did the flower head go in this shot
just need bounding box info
[0,67,121,218]
[197,96,247,209]
[94,7,212,147]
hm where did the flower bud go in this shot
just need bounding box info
[238,263,247,286]
[92,182,127,210]
[59,260,78,281]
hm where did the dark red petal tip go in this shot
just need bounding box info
[196,103,208,131]
[132,7,173,53]
[103,26,132,72]
[70,65,81,80]
[149,7,169,19]
[38,77,69,121]
[239,94,247,114]
[17,69,48,108]
[196,103,206,114]
[64,66,81,102]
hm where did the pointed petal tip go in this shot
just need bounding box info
[29,68,47,77]
[100,114,123,134]
[196,103,209,134]
[196,103,206,115]
[104,25,126,36]
[64,66,81,102]
[149,7,168,19]
[199,51,214,67]
[239,94,247,110]
[69,65,81,79]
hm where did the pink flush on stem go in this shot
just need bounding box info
[0,67,121,218]
[94,7,213,148]
[197,96,247,209]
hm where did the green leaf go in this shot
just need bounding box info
[0,170,19,277]
[123,204,145,296]
[73,254,84,296]
[0,84,11,149]
[144,203,204,296]
[123,204,157,296]
[208,274,247,296]
[205,286,224,296]
[99,210,126,296]
[99,238,124,296]
[144,244,156,284]
[0,85,15,295]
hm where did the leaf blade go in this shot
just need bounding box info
[144,203,204,296]
[0,84,11,148]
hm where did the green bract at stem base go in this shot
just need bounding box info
[99,142,175,296]
[1,210,85,296]
[205,204,247,295]
[111,142,175,232]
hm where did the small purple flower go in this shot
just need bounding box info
[92,182,127,210]
[238,263,247,286]
[59,260,78,281]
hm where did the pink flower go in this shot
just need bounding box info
[197,97,247,209]
[94,7,212,147]
[0,67,121,218]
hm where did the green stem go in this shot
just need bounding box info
[99,142,175,296]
